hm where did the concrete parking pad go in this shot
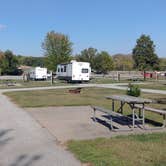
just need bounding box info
[26,106,157,144]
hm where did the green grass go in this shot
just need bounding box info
[0,79,68,89]
[136,82,166,90]
[4,88,124,107]
[68,133,166,166]
[90,77,119,84]
[122,81,166,90]
[89,77,134,84]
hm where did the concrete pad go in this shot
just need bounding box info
[26,106,149,143]
[26,106,166,144]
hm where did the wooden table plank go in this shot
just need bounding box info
[106,95,152,104]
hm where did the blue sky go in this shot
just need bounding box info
[0,0,166,57]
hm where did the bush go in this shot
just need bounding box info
[127,83,141,97]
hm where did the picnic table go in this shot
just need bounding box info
[106,95,152,129]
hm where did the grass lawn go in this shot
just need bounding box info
[68,132,166,166]
[5,88,124,107]
[0,79,68,89]
[136,81,166,90]
[89,77,135,84]
[121,81,166,90]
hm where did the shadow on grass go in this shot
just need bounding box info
[145,118,163,127]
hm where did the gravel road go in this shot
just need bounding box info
[0,92,81,166]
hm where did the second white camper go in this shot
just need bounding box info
[56,60,91,82]
[29,67,47,80]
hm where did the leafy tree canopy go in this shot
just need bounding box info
[113,54,134,70]
[159,58,166,71]
[132,34,159,70]
[76,47,98,69]
[0,50,18,75]
[17,55,45,67]
[42,31,72,71]
[94,51,114,74]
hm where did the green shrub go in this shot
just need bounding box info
[127,83,141,97]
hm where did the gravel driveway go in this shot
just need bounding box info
[0,92,81,166]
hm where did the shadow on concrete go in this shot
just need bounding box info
[103,115,133,126]
[91,117,118,130]
[9,154,43,166]
[0,129,13,149]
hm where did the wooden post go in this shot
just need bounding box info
[142,104,145,128]
[51,71,53,85]
[163,115,166,128]
[143,70,146,81]
[155,72,158,81]
[132,108,135,129]
[112,100,115,112]
[117,72,120,81]
[120,101,123,114]
[93,109,96,122]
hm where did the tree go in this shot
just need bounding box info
[94,51,114,74]
[132,34,159,80]
[17,55,45,67]
[42,31,72,71]
[0,50,18,75]
[0,51,5,75]
[159,58,166,71]
[113,54,134,70]
[76,47,98,69]
[132,34,159,70]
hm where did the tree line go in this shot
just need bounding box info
[42,31,165,74]
[0,31,165,75]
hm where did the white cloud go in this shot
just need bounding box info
[0,24,7,30]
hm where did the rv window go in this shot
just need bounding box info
[58,68,60,72]
[82,68,88,73]
[64,66,66,72]
[61,68,63,72]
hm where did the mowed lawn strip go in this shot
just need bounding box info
[68,133,166,166]
[122,81,166,91]
[4,88,124,107]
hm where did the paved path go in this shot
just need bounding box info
[1,83,166,95]
[0,92,81,166]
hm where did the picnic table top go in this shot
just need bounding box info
[106,95,152,104]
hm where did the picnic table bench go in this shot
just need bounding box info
[92,106,131,131]
[92,106,121,130]
[134,104,166,128]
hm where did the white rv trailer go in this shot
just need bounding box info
[29,67,47,80]
[56,60,91,82]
